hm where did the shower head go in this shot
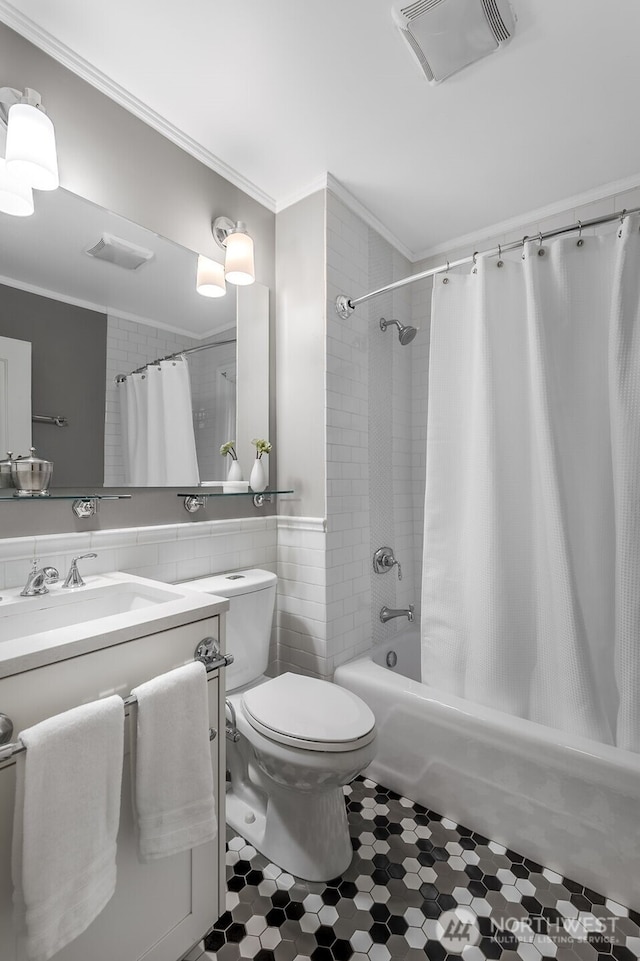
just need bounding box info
[379,317,418,345]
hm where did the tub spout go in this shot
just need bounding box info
[380,604,414,624]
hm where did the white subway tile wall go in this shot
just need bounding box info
[0,517,278,665]
[326,193,374,673]
[275,518,328,677]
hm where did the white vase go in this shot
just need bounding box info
[250,458,267,493]
[227,459,243,482]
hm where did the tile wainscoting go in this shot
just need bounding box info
[0,513,375,678]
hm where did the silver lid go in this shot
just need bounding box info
[14,447,53,469]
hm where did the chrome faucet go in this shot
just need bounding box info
[380,604,414,624]
[62,553,97,589]
[20,560,60,597]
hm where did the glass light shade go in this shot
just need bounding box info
[5,103,59,191]
[224,230,255,285]
[196,255,226,298]
[0,158,34,216]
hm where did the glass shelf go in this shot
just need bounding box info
[0,492,132,518]
[0,493,132,501]
[177,489,293,498]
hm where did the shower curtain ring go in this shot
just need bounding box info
[521,235,528,259]
[472,251,478,274]
[497,244,504,268]
[537,231,546,257]
[576,221,584,247]
[619,209,627,238]
[442,261,450,284]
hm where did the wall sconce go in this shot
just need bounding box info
[213,217,255,286]
[196,254,226,298]
[0,86,59,217]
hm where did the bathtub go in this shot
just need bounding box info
[334,629,640,910]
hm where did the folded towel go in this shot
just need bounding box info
[12,695,125,961]
[131,661,217,861]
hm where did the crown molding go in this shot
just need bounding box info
[413,172,640,263]
[275,172,414,261]
[325,174,414,262]
[0,1,276,212]
[275,175,330,214]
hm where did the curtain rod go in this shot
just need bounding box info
[335,205,640,319]
[115,336,237,383]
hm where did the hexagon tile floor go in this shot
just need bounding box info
[204,777,640,961]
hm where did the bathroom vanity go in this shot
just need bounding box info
[0,573,228,961]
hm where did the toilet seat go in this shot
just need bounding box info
[241,673,376,753]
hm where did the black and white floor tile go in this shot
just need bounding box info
[204,777,640,961]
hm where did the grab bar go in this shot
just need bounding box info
[0,644,233,763]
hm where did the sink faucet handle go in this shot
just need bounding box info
[63,552,97,589]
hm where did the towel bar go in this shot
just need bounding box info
[0,648,231,763]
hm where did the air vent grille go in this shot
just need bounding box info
[481,0,511,41]
[400,0,446,20]
[402,29,435,80]
[393,0,516,85]
[85,233,154,271]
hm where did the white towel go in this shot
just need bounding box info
[131,661,217,861]
[12,695,125,961]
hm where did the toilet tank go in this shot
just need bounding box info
[181,569,277,691]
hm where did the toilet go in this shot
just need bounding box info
[182,569,376,881]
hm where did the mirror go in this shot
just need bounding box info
[0,187,269,488]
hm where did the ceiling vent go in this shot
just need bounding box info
[85,233,155,270]
[393,0,516,85]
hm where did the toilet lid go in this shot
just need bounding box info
[241,673,376,752]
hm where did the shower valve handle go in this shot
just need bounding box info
[373,547,402,581]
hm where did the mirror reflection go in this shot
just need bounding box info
[0,188,268,488]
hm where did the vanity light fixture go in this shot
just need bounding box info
[196,254,226,298]
[212,216,255,286]
[0,87,59,191]
[0,86,58,217]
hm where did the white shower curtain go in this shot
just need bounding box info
[422,214,640,751]
[119,357,200,486]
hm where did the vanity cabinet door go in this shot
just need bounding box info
[0,616,226,961]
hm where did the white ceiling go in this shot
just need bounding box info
[3,0,640,258]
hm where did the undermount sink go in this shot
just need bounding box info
[0,572,229,678]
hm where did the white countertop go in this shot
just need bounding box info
[0,571,228,678]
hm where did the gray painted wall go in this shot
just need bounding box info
[0,22,277,536]
[0,283,107,486]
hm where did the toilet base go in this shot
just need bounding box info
[226,778,353,882]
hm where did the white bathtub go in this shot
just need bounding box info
[334,629,640,910]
